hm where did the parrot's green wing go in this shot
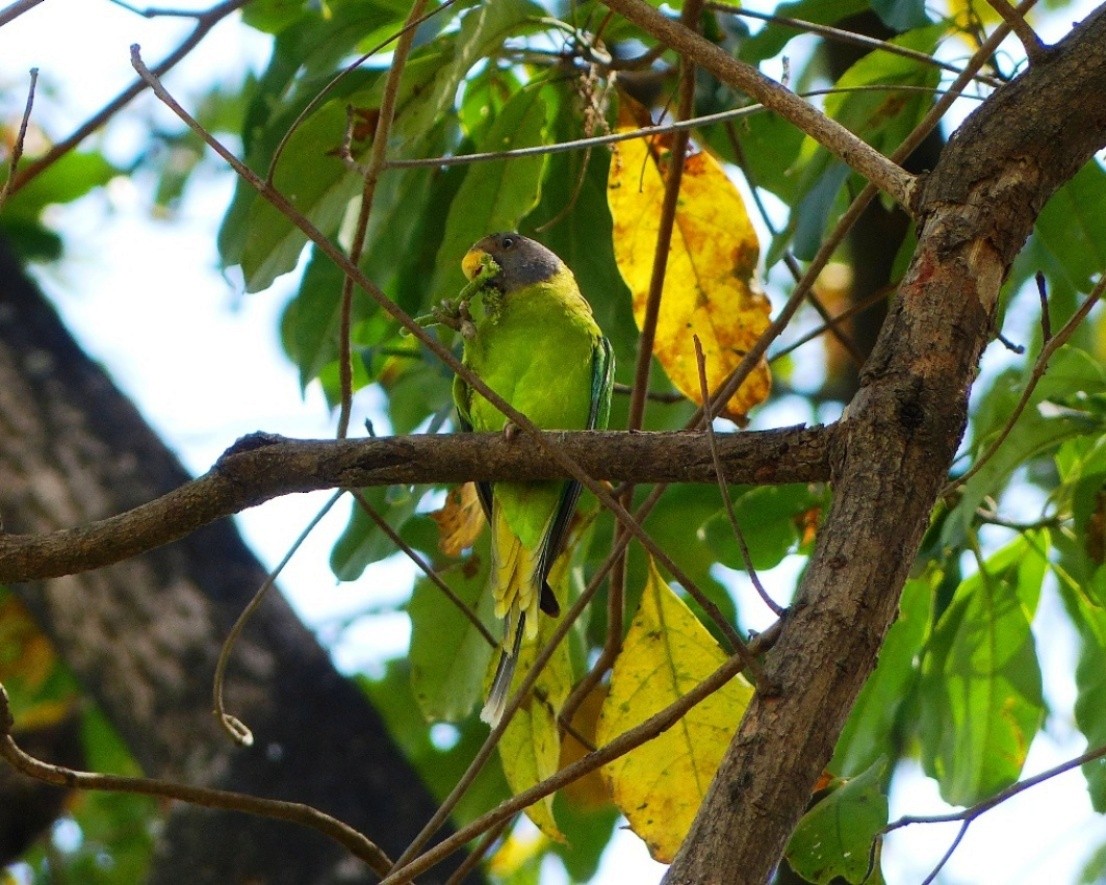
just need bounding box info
[532,335,615,608]
[452,372,496,521]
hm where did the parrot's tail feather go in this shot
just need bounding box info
[481,614,526,727]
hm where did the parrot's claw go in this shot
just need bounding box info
[420,298,475,335]
[503,421,521,442]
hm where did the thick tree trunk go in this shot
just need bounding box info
[0,240,473,883]
[663,6,1106,882]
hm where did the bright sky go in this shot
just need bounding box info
[3,1,1106,883]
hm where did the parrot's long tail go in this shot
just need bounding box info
[480,614,526,726]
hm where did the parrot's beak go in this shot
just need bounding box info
[461,247,488,281]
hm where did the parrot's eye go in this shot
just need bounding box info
[501,236,516,249]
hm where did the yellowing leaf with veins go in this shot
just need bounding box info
[494,610,573,841]
[597,559,754,862]
[608,125,771,422]
[558,683,614,810]
[430,482,485,556]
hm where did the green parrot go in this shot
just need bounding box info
[452,232,614,726]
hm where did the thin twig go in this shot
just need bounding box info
[878,741,1106,883]
[349,489,496,648]
[4,0,246,199]
[0,682,392,876]
[694,337,782,616]
[443,816,512,884]
[381,620,781,884]
[0,67,38,212]
[109,0,209,16]
[943,272,1106,498]
[386,84,956,170]
[769,286,893,364]
[598,0,703,750]
[986,0,1050,63]
[334,0,427,439]
[601,0,917,212]
[213,491,342,745]
[711,3,1003,88]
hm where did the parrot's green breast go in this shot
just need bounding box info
[458,267,603,547]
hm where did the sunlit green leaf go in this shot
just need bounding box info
[919,532,1047,805]
[431,85,552,301]
[786,759,889,885]
[832,569,936,777]
[408,533,496,722]
[357,662,510,825]
[783,24,946,261]
[1034,160,1106,293]
[330,485,425,580]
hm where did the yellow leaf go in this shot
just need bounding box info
[430,482,485,556]
[495,612,574,841]
[558,683,614,810]
[608,120,771,422]
[486,827,547,877]
[596,559,754,862]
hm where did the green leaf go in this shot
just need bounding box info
[918,532,1047,806]
[640,484,736,628]
[431,85,551,301]
[408,534,497,722]
[551,796,619,881]
[358,662,510,825]
[702,484,822,572]
[1034,160,1106,293]
[871,0,931,30]
[786,760,889,884]
[239,97,363,292]
[946,346,1106,545]
[401,0,543,137]
[832,568,936,777]
[1055,575,1106,810]
[783,24,947,261]
[330,486,424,580]
[740,0,867,63]
[3,151,117,220]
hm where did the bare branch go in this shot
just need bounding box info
[712,3,1004,88]
[600,0,917,211]
[0,428,830,585]
[4,0,246,198]
[382,621,782,884]
[987,0,1050,63]
[0,682,392,876]
[0,67,38,211]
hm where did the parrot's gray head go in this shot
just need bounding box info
[462,233,564,293]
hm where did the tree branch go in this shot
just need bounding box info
[0,427,830,584]
[664,5,1106,881]
[0,683,393,877]
[601,0,918,211]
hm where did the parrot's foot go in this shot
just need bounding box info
[422,298,477,339]
[502,421,521,442]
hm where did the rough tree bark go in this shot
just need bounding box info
[0,240,475,883]
[654,5,1106,883]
